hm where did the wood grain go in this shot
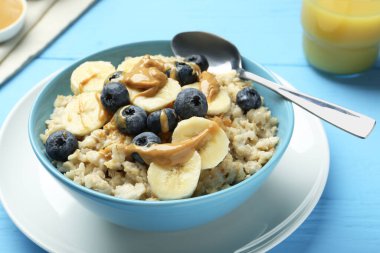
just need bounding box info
[0,0,379,252]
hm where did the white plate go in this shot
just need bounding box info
[0,74,329,253]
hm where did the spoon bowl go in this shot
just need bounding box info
[172,31,376,138]
[172,32,242,73]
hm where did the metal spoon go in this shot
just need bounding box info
[171,31,376,139]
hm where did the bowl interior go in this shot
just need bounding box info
[29,40,294,204]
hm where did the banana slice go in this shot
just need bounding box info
[130,78,181,112]
[172,117,229,169]
[71,61,115,95]
[207,90,231,115]
[118,56,175,73]
[63,92,110,136]
[182,84,231,115]
[147,151,201,200]
[117,56,143,73]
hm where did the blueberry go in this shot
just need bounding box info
[236,87,262,112]
[185,54,209,72]
[175,62,198,86]
[174,88,208,119]
[101,82,130,113]
[165,69,171,78]
[45,130,78,162]
[132,132,161,164]
[115,105,147,135]
[105,71,125,85]
[147,108,178,134]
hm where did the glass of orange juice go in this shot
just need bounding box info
[302,0,380,75]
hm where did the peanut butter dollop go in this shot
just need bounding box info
[159,109,170,133]
[199,71,220,102]
[125,121,219,166]
[124,56,168,99]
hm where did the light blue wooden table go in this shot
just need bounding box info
[1,0,379,252]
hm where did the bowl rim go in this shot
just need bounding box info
[0,0,27,33]
[28,40,294,206]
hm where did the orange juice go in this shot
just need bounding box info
[302,0,380,74]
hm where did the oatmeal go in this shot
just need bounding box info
[41,55,278,201]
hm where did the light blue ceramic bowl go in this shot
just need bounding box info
[29,41,294,232]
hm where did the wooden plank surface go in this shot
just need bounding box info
[0,0,379,252]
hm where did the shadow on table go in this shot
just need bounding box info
[310,65,380,92]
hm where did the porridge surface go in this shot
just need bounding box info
[41,55,278,200]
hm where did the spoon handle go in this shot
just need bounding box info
[240,70,376,138]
